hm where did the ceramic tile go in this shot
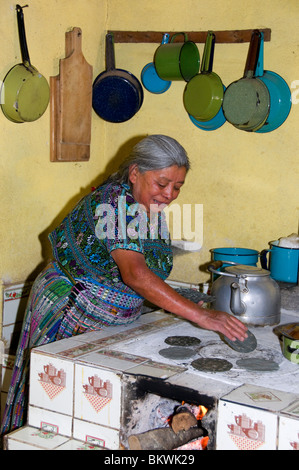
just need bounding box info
[74,363,121,428]
[78,349,147,372]
[216,400,278,450]
[29,351,74,415]
[126,360,184,379]
[167,371,235,399]
[55,438,105,450]
[221,383,299,414]
[71,328,122,343]
[1,353,15,392]
[33,337,82,356]
[281,398,299,418]
[28,405,72,437]
[3,282,31,326]
[5,425,69,450]
[278,415,299,450]
[73,418,120,449]
[2,323,23,355]
[71,318,155,343]
[135,310,169,324]
[35,338,101,360]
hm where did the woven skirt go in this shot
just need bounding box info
[1,261,143,435]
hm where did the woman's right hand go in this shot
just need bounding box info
[193,307,248,342]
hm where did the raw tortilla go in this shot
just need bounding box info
[164,335,201,347]
[191,358,233,372]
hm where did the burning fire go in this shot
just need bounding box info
[181,401,208,420]
[196,405,209,420]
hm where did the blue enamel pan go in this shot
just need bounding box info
[255,32,292,133]
[92,33,143,123]
[141,34,171,94]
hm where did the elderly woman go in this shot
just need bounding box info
[1,135,247,435]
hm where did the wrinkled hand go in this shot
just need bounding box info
[196,307,248,342]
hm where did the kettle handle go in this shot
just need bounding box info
[207,260,240,278]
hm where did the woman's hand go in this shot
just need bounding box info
[192,307,248,342]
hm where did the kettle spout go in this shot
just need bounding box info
[230,282,246,316]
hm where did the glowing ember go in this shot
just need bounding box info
[175,436,209,450]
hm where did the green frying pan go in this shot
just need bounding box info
[183,31,224,121]
[1,5,49,123]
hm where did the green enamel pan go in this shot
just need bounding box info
[183,31,224,121]
[1,5,49,123]
[223,30,270,131]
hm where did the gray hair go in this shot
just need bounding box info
[109,135,190,184]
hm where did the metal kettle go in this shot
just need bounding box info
[208,261,281,326]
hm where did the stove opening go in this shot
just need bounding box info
[121,375,216,450]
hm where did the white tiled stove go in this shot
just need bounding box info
[4,307,299,450]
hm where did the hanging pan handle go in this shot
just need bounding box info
[201,31,214,73]
[105,33,116,71]
[255,31,264,77]
[208,32,216,73]
[16,4,31,67]
[244,29,260,78]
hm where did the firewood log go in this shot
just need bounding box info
[128,425,204,451]
[171,409,197,434]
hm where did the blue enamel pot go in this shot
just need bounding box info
[255,32,292,133]
[211,247,259,267]
[210,247,259,281]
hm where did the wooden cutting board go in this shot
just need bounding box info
[50,27,93,162]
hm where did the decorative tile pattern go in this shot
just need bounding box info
[216,401,278,450]
[5,311,299,450]
[221,384,299,414]
[5,425,69,450]
[29,352,74,415]
[74,364,121,429]
[278,415,299,450]
[73,419,120,449]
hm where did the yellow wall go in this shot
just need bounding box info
[0,0,298,285]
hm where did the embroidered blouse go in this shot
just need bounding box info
[49,182,173,296]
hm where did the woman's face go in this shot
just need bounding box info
[129,165,186,214]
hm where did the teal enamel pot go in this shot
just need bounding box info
[255,32,292,133]
[260,240,299,283]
